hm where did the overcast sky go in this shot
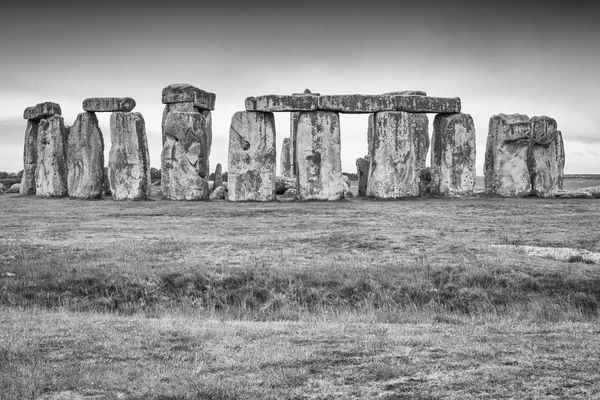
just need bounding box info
[1,0,598,175]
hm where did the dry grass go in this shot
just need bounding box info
[1,193,600,399]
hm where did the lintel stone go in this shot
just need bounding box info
[245,94,319,112]
[395,96,461,113]
[83,97,136,112]
[318,94,396,113]
[23,102,62,120]
[162,83,216,111]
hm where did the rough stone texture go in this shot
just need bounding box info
[367,114,375,157]
[578,185,600,198]
[528,116,561,198]
[553,190,593,199]
[20,120,39,195]
[35,115,68,197]
[161,110,211,200]
[67,112,105,199]
[296,111,345,200]
[555,131,565,190]
[161,102,199,144]
[356,156,370,197]
[275,176,297,195]
[162,84,216,111]
[395,96,461,113]
[431,113,476,196]
[228,111,277,202]
[82,97,136,112]
[318,95,396,114]
[245,95,318,112]
[0,183,6,193]
[484,114,532,197]
[383,90,427,96]
[23,102,62,120]
[8,183,21,193]
[283,188,297,198]
[290,112,300,176]
[214,163,223,188]
[280,138,292,177]
[367,111,428,198]
[419,167,432,196]
[209,185,226,200]
[108,112,151,200]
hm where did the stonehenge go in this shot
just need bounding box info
[16,86,570,203]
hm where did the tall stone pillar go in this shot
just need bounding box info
[228,111,277,202]
[528,116,562,198]
[356,156,370,197]
[366,111,428,198]
[67,112,105,198]
[36,115,68,197]
[431,113,476,196]
[296,111,344,201]
[108,112,151,200]
[484,114,531,196]
[280,137,292,177]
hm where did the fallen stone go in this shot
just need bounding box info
[296,111,345,200]
[36,115,68,197]
[108,112,151,200]
[214,163,223,188]
[578,185,600,198]
[553,190,593,199]
[228,111,277,202]
[431,113,476,196]
[318,95,396,113]
[276,176,297,195]
[162,83,216,111]
[367,111,428,198]
[245,94,318,112]
[23,102,62,120]
[8,183,21,193]
[356,156,370,197]
[209,185,226,200]
[394,96,461,113]
[20,120,39,195]
[82,97,136,112]
[484,114,531,197]
[493,244,600,264]
[283,188,297,198]
[528,116,561,198]
[67,112,105,199]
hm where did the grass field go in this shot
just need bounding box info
[1,182,600,399]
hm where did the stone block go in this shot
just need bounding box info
[395,96,461,113]
[67,112,105,199]
[82,97,136,112]
[528,116,562,197]
[245,94,318,112]
[162,83,216,111]
[356,156,370,197]
[36,115,68,197]
[23,102,62,120]
[318,95,396,113]
[280,137,292,177]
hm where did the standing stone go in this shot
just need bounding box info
[161,111,211,200]
[214,163,223,188]
[20,120,39,195]
[108,112,151,200]
[431,113,476,196]
[36,115,68,197]
[23,102,62,120]
[528,116,561,197]
[356,156,370,197]
[296,111,344,200]
[228,111,276,202]
[67,112,105,199]
[290,112,300,176]
[555,131,565,190]
[366,111,428,198]
[484,114,531,196]
[162,84,216,111]
[280,138,292,177]
[367,114,375,157]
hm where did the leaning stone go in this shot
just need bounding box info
[382,90,427,96]
[318,95,396,113]
[228,111,277,202]
[356,156,370,197]
[245,94,318,112]
[161,83,216,111]
[23,102,62,120]
[280,138,292,178]
[20,120,39,195]
[394,96,461,113]
[108,112,151,200]
[82,97,136,112]
[367,111,428,198]
[209,185,226,200]
[67,112,105,199]
[35,116,68,197]
[431,113,476,196]
[296,111,345,200]
[528,116,561,198]
[484,114,531,196]
[214,163,223,188]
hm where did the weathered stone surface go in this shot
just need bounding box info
[209,185,226,200]
[35,115,68,197]
[164,112,211,175]
[283,188,297,198]
[367,111,428,198]
[290,112,300,176]
[162,84,216,111]
[23,102,61,120]
[296,111,345,200]
[484,114,531,196]
[7,183,20,193]
[82,97,136,112]
[383,90,427,96]
[20,120,39,195]
[554,190,593,199]
[356,156,370,197]
[395,96,461,113]
[579,185,600,198]
[108,112,151,200]
[318,95,396,113]
[280,138,292,177]
[161,103,199,144]
[102,166,111,195]
[214,163,223,188]
[0,183,6,193]
[555,131,565,189]
[276,176,297,195]
[431,113,476,196]
[228,111,277,202]
[419,167,432,196]
[528,116,561,198]
[67,112,105,199]
[245,95,318,112]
